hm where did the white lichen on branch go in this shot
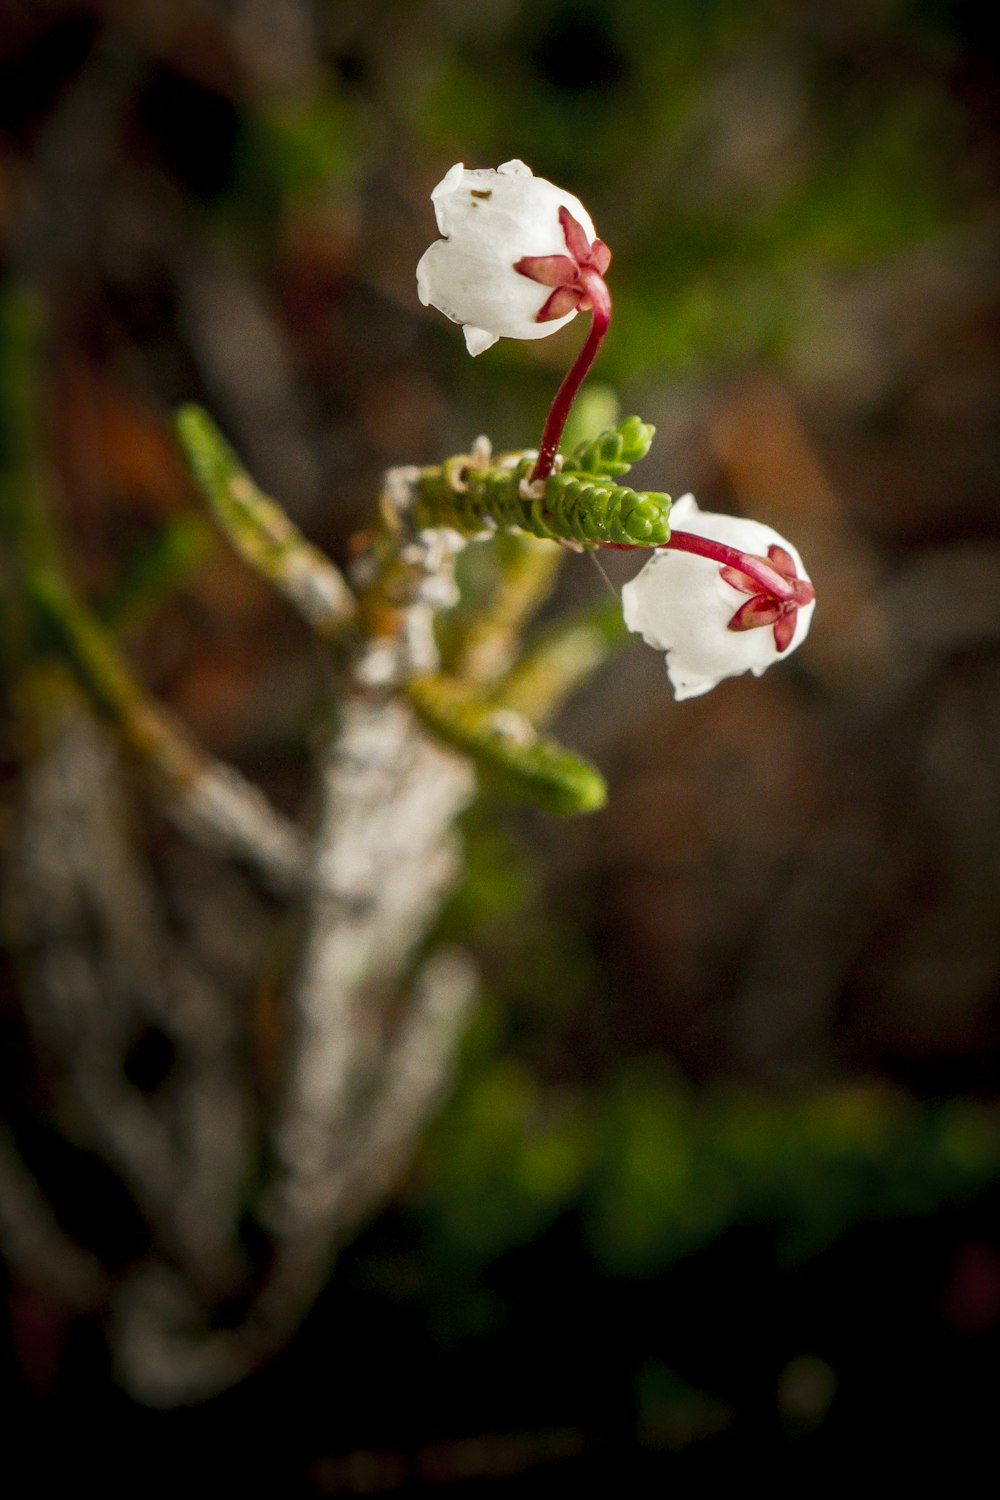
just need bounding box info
[3,311,624,1404]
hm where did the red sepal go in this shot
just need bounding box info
[772,610,797,652]
[720,565,760,596]
[514,254,579,287]
[590,239,612,275]
[728,595,783,632]
[558,206,593,263]
[767,544,797,577]
[537,286,584,322]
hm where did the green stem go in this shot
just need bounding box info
[407,673,606,816]
[413,458,671,548]
[175,405,356,640]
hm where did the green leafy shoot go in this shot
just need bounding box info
[407,673,607,816]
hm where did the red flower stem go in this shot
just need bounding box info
[529,268,612,485]
[602,531,799,601]
[664,531,796,600]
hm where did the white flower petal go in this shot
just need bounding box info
[429,161,467,234]
[416,239,577,345]
[464,325,498,356]
[417,160,601,353]
[622,494,815,699]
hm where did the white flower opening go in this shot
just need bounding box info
[416,159,608,356]
[622,495,815,700]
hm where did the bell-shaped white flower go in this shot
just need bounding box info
[416,159,611,356]
[622,494,815,700]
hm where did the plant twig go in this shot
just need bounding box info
[175,404,356,640]
[7,684,253,1296]
[30,569,309,892]
[0,1130,111,1311]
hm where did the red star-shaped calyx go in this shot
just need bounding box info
[513,207,612,323]
[721,544,817,653]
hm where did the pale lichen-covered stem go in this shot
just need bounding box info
[7,684,253,1299]
[349,479,462,688]
[4,299,484,1408]
[175,404,357,640]
[111,945,476,1409]
[261,695,474,1236]
[322,947,477,1229]
[112,696,477,1407]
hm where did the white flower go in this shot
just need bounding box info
[416,159,610,356]
[622,494,816,700]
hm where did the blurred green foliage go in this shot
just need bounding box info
[419,783,1000,1354]
[415,1052,999,1297]
[401,0,983,386]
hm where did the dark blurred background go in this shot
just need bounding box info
[2,0,999,1488]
